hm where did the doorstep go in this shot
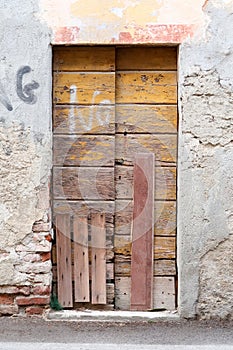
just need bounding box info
[47,309,179,322]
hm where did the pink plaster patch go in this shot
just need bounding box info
[54,26,80,44]
[53,24,195,45]
[118,31,133,43]
[116,24,196,44]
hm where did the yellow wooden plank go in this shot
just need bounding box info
[53,167,114,200]
[53,106,115,134]
[116,47,177,71]
[116,105,177,134]
[116,134,177,166]
[114,235,176,260]
[114,259,176,277]
[73,216,90,302]
[53,72,115,105]
[53,135,114,166]
[116,72,177,104]
[154,236,176,259]
[115,166,176,200]
[53,47,115,72]
[115,200,176,237]
[155,201,176,236]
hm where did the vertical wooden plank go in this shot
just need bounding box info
[91,213,107,304]
[131,153,155,310]
[56,214,73,308]
[73,216,90,302]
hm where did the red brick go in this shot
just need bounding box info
[40,252,51,262]
[26,306,44,316]
[0,294,14,305]
[16,296,50,306]
[32,285,51,296]
[0,304,19,315]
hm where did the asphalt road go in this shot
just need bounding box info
[2,345,233,350]
[1,317,233,348]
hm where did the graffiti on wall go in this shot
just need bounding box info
[0,65,39,112]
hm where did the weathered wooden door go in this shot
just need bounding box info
[52,46,177,310]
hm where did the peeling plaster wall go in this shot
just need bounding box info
[38,0,205,44]
[178,0,233,318]
[0,0,52,315]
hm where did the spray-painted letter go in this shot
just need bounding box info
[16,66,39,104]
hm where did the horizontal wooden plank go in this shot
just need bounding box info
[114,235,132,257]
[115,276,175,310]
[115,166,176,200]
[154,237,176,259]
[115,259,176,277]
[53,72,115,105]
[155,201,176,236]
[116,134,177,166]
[53,47,115,72]
[114,235,175,259]
[53,106,115,134]
[53,167,114,200]
[116,72,177,104]
[53,135,114,166]
[115,200,176,236]
[116,105,177,134]
[116,47,177,71]
[153,277,175,310]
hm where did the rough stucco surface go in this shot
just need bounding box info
[178,0,233,318]
[0,0,52,314]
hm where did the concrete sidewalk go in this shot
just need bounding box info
[47,309,179,322]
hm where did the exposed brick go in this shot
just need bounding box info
[0,304,19,315]
[0,294,14,305]
[32,222,50,232]
[26,306,44,316]
[45,234,52,242]
[23,253,41,262]
[32,285,51,296]
[16,296,50,306]
[40,252,51,262]
[0,286,30,295]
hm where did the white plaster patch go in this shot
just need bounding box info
[0,203,10,229]
[110,7,124,18]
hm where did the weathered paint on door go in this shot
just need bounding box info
[52,46,177,310]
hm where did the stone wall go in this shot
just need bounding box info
[0,0,52,315]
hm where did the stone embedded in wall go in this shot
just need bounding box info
[198,235,233,319]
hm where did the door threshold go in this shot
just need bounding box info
[47,309,179,322]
